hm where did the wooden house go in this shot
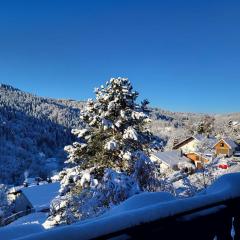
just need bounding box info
[213,138,238,157]
[185,152,210,169]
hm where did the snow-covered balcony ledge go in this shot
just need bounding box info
[8,173,240,240]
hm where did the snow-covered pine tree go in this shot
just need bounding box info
[60,78,162,192]
[45,78,163,227]
[67,79,156,170]
[196,115,215,136]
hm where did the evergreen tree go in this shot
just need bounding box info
[45,78,162,227]
[66,78,157,171]
[196,115,215,136]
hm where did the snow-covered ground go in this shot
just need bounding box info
[0,155,239,239]
[9,212,48,227]
[168,156,240,198]
[0,213,47,240]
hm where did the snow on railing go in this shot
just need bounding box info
[6,173,240,240]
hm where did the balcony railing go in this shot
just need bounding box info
[4,173,240,240]
[94,196,240,240]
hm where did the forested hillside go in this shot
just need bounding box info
[0,84,84,184]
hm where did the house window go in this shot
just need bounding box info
[220,142,224,147]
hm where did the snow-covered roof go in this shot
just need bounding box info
[21,182,60,211]
[152,151,191,168]
[172,136,194,149]
[193,134,205,142]
[213,138,238,149]
[173,134,208,150]
[173,135,217,151]
[223,138,238,149]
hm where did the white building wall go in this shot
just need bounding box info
[179,139,199,153]
[150,155,170,172]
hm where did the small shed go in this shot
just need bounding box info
[213,138,238,157]
[8,187,32,215]
[21,182,60,212]
[8,182,60,215]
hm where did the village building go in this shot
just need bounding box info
[8,187,32,215]
[150,150,195,173]
[213,138,238,157]
[172,134,217,168]
[172,135,207,153]
[7,182,60,224]
[185,152,210,169]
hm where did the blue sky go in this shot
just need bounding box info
[0,0,240,113]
